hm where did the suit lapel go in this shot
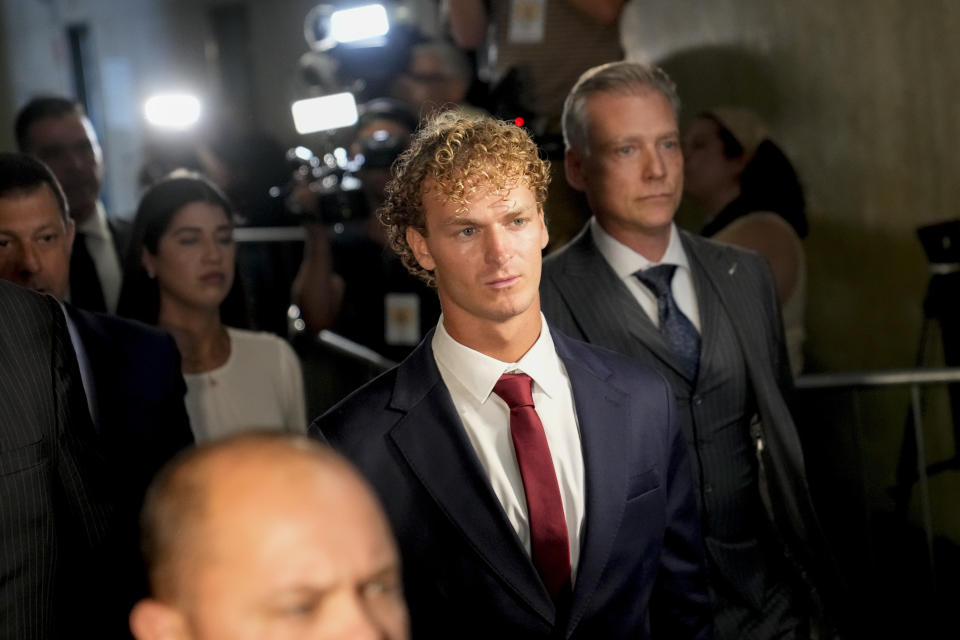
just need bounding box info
[553,333,631,635]
[685,240,727,392]
[64,306,108,432]
[681,232,754,373]
[386,336,555,623]
[553,227,691,380]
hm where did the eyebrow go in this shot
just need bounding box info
[171,224,233,235]
[267,560,400,598]
[365,562,402,581]
[0,223,59,236]
[601,130,680,146]
[440,202,536,227]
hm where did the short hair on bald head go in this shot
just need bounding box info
[139,432,350,602]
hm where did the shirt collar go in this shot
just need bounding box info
[432,313,566,405]
[76,201,111,240]
[590,218,690,277]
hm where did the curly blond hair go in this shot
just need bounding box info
[378,110,551,286]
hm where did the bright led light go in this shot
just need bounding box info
[329,4,389,43]
[293,146,314,161]
[291,93,359,134]
[143,94,202,130]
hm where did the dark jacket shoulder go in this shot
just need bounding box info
[72,307,179,354]
[311,364,403,448]
[552,323,669,390]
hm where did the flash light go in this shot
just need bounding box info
[291,92,359,134]
[143,93,202,130]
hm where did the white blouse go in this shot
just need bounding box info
[183,328,307,442]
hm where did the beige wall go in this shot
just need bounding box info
[623,0,960,373]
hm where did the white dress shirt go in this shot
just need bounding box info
[432,315,585,577]
[73,202,123,313]
[60,303,99,427]
[590,218,701,332]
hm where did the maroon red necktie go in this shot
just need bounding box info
[493,373,571,601]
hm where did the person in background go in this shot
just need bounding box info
[445,0,627,251]
[445,0,624,130]
[683,107,808,374]
[389,39,482,119]
[15,95,128,313]
[294,99,441,362]
[118,172,306,441]
[129,433,410,640]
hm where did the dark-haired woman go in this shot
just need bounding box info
[118,172,306,441]
[684,108,807,374]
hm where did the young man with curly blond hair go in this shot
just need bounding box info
[311,111,712,639]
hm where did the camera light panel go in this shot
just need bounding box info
[291,92,359,134]
[329,4,389,43]
[144,93,202,130]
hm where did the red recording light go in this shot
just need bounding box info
[514,117,525,128]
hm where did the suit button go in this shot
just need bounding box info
[704,483,714,493]
[693,395,703,406]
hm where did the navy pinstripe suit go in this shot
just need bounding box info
[0,281,114,638]
[541,223,839,638]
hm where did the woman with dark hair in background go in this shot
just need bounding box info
[684,107,808,374]
[117,172,306,441]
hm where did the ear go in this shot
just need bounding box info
[141,247,157,280]
[64,218,76,254]
[405,226,436,272]
[129,599,189,640]
[538,206,549,251]
[565,148,587,192]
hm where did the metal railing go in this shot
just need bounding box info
[315,329,396,372]
[795,367,960,585]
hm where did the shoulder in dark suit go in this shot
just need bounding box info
[0,281,115,638]
[312,325,712,639]
[66,305,194,632]
[66,305,193,490]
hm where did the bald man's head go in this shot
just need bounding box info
[131,433,409,640]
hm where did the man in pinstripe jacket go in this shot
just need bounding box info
[0,279,115,638]
[540,62,840,639]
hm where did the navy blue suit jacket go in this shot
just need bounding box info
[312,326,712,639]
[67,307,193,492]
[66,306,193,633]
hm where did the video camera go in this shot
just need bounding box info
[276,96,416,225]
[276,3,422,225]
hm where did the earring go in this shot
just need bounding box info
[146,269,156,279]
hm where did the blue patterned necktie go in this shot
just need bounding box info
[635,264,701,380]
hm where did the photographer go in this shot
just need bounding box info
[293,99,441,361]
